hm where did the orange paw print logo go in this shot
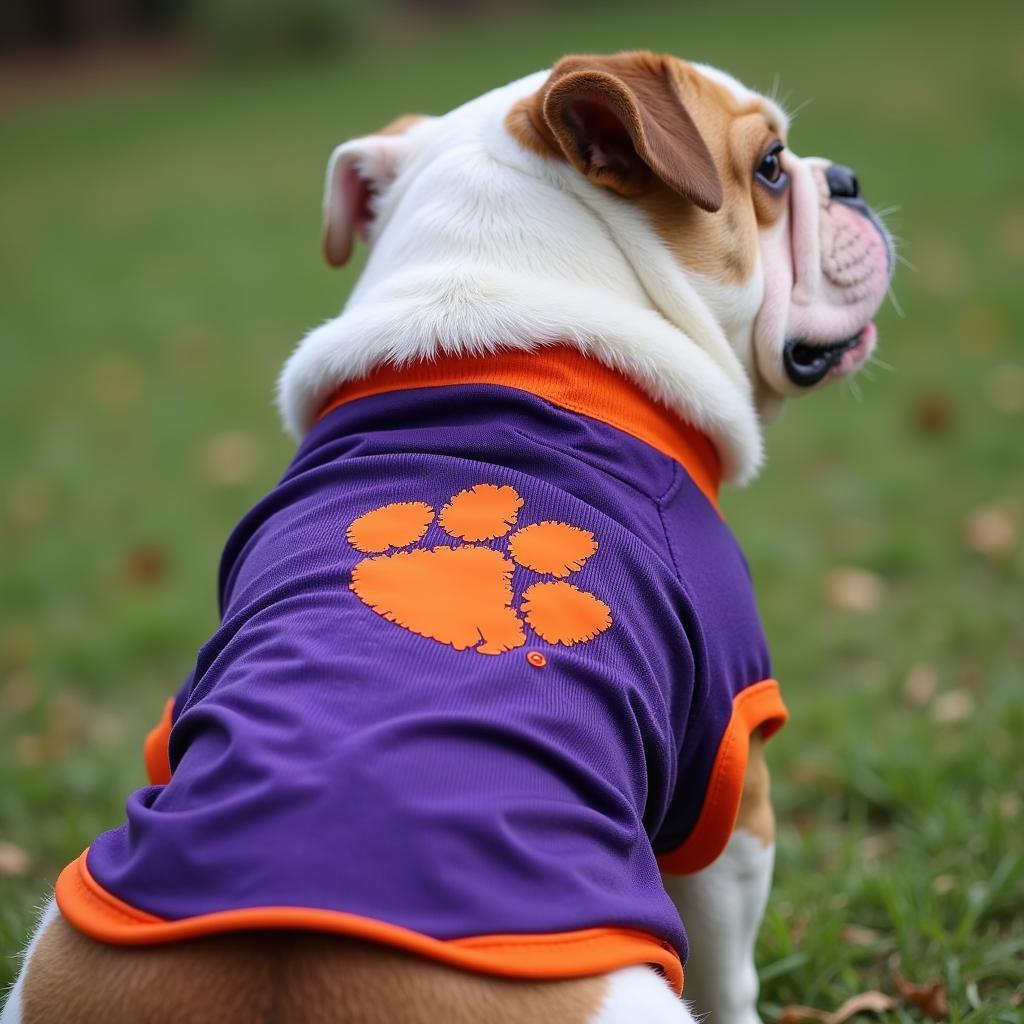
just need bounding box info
[346,484,612,655]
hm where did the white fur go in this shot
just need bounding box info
[278,71,766,484]
[1,895,59,1024]
[589,966,697,1024]
[661,832,775,1024]
[279,61,889,483]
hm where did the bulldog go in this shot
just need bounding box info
[3,51,891,1024]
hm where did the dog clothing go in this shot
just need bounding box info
[56,347,786,994]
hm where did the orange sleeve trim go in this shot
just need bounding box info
[317,346,721,512]
[142,697,175,787]
[56,851,683,995]
[657,679,787,875]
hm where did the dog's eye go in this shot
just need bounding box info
[755,142,787,189]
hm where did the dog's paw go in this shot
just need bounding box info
[346,483,612,656]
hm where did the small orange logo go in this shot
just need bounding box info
[346,484,612,655]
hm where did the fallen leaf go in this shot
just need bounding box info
[1,671,38,715]
[955,304,1008,355]
[996,206,1024,262]
[90,356,143,409]
[780,991,895,1024]
[45,691,86,753]
[198,431,262,486]
[960,665,985,694]
[779,1006,831,1023]
[964,503,1018,560]
[789,911,810,946]
[930,689,975,725]
[909,393,957,436]
[0,840,31,877]
[998,792,1020,819]
[0,623,39,671]
[893,971,948,1020]
[6,477,55,530]
[840,924,883,946]
[14,733,43,766]
[988,364,1024,415]
[825,568,887,613]
[115,543,168,589]
[902,663,938,707]
[858,833,897,863]
[829,992,897,1023]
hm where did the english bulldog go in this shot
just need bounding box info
[3,51,891,1024]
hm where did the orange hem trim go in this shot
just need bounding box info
[142,697,174,786]
[316,346,722,511]
[56,852,683,995]
[657,679,787,875]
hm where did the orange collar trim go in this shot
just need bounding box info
[317,347,722,509]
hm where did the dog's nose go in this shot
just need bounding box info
[826,163,861,200]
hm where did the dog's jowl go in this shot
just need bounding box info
[4,50,891,1024]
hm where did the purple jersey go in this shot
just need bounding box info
[57,349,786,994]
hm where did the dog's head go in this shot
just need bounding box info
[507,52,892,407]
[312,51,892,462]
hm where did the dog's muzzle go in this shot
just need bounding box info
[826,162,894,276]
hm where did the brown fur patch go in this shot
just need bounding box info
[735,727,774,847]
[555,54,721,210]
[507,51,791,283]
[376,113,427,137]
[508,52,721,211]
[634,64,787,282]
[22,918,609,1024]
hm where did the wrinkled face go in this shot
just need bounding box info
[509,53,893,405]
[761,154,891,392]
[653,60,893,401]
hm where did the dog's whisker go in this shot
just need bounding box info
[785,95,814,122]
[868,355,896,373]
[886,283,905,318]
[895,252,916,271]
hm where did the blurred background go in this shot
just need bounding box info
[1,0,1022,1019]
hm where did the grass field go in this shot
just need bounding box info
[1,0,1022,1018]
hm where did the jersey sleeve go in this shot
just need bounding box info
[142,674,192,786]
[647,470,788,875]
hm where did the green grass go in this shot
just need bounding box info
[2,1,1023,1018]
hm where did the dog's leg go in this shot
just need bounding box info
[1,896,59,1024]
[661,728,775,1024]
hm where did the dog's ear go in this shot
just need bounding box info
[322,114,427,268]
[531,53,722,212]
